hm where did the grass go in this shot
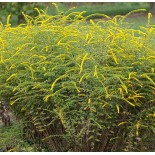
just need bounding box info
[67,2,149,17]
[124,13,155,29]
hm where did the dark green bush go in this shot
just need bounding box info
[0,3,46,26]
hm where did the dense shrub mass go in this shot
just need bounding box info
[0,7,155,151]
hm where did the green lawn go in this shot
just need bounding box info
[124,13,155,29]
[66,2,149,17]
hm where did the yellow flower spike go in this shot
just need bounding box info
[118,88,124,98]
[118,122,127,126]
[79,74,86,83]
[128,72,136,79]
[105,87,110,99]
[102,103,108,108]
[91,107,96,113]
[9,64,16,70]
[50,74,67,92]
[142,74,155,85]
[148,13,152,25]
[116,104,120,113]
[21,107,26,112]
[52,2,60,13]
[149,27,154,33]
[136,122,140,136]
[121,84,128,94]
[12,87,17,92]
[79,53,88,74]
[6,14,11,28]
[0,38,5,50]
[113,17,117,24]
[88,98,91,104]
[30,46,36,51]
[110,50,119,64]
[86,34,89,41]
[72,82,80,93]
[151,68,154,73]
[84,106,89,110]
[45,46,49,52]
[90,19,95,26]
[100,74,106,80]
[34,8,41,16]
[148,113,155,117]
[94,65,98,78]
[6,74,16,82]
[43,67,46,71]
[88,33,93,44]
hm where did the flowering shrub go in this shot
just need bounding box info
[0,6,155,151]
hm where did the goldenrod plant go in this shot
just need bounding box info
[0,4,155,151]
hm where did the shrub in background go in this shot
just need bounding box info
[0,3,46,26]
[0,5,155,151]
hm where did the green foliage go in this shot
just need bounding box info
[0,122,21,151]
[0,122,43,152]
[0,5,155,151]
[0,2,45,26]
[0,2,150,26]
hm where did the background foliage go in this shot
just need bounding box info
[0,2,150,26]
[0,121,46,152]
